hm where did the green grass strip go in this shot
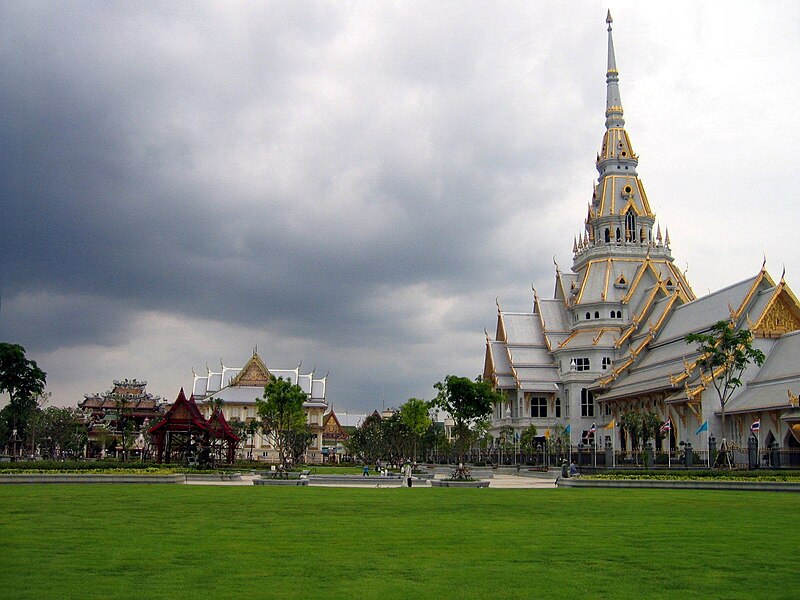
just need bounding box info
[1,486,798,599]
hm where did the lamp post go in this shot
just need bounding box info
[10,428,19,463]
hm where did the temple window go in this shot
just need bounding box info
[574,358,590,372]
[604,228,610,243]
[625,209,636,242]
[529,396,548,418]
[602,357,612,370]
[581,388,595,417]
[555,398,562,418]
[594,311,600,319]
[616,228,621,242]
[585,312,591,320]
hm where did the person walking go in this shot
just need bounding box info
[404,461,413,488]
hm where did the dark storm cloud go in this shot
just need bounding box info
[0,2,626,407]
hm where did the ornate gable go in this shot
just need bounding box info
[230,353,272,387]
[753,290,800,338]
[323,411,348,441]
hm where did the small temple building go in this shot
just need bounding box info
[148,388,240,465]
[483,13,800,459]
[190,352,328,463]
[79,379,166,458]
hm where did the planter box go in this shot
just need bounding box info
[308,474,405,486]
[185,473,242,482]
[253,478,308,486]
[430,479,490,488]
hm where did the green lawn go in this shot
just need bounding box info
[1,486,798,599]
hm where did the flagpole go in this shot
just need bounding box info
[612,421,615,468]
[757,417,761,458]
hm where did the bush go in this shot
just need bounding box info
[587,469,800,482]
[0,460,157,472]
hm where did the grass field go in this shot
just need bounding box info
[1,486,798,599]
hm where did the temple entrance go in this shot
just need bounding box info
[785,431,800,467]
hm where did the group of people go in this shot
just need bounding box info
[361,459,415,487]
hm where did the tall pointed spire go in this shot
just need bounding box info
[605,11,625,129]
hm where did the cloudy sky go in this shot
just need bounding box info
[2,1,799,412]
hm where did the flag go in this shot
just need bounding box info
[544,428,551,439]
[588,423,597,434]
[604,419,616,430]
[750,420,760,433]
[659,419,671,433]
[564,424,571,434]
[695,421,708,435]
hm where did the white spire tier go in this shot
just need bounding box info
[568,13,694,316]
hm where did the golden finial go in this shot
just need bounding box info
[665,228,671,246]
[780,265,786,284]
[495,297,501,312]
[728,302,737,321]
[788,389,799,408]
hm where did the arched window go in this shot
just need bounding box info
[585,312,591,320]
[625,209,636,242]
[604,228,610,243]
[594,311,600,319]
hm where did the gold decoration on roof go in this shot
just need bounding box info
[230,354,271,387]
[753,294,800,338]
[788,389,799,408]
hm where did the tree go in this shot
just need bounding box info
[228,418,249,461]
[380,413,413,465]
[38,407,87,459]
[256,375,308,470]
[498,425,515,454]
[420,422,449,464]
[620,411,662,464]
[399,398,432,461]
[686,320,766,439]
[519,424,539,455]
[111,392,136,462]
[0,343,47,459]
[345,413,384,463]
[433,375,503,461]
[286,423,314,466]
[548,423,570,462]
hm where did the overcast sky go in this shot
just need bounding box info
[2,1,799,412]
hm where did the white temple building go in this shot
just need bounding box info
[483,13,800,461]
[191,352,328,463]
